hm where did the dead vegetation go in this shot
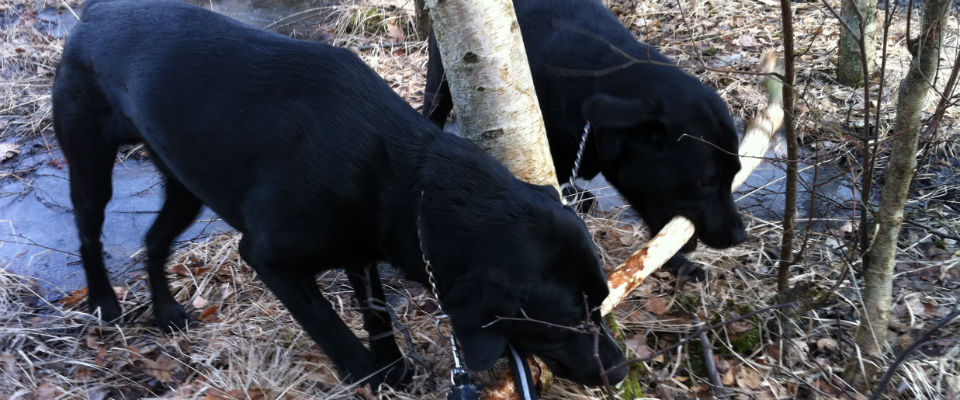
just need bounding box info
[1,0,958,399]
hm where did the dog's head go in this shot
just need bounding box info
[424,182,626,386]
[583,92,747,249]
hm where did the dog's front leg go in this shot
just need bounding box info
[239,239,381,386]
[347,263,413,386]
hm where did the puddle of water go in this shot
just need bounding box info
[1,0,337,298]
[0,142,230,298]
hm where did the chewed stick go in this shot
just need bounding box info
[600,51,784,315]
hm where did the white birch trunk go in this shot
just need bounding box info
[424,0,558,188]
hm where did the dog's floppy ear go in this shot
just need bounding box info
[582,94,670,158]
[582,93,666,130]
[443,274,520,371]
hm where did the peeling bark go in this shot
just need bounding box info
[424,0,558,188]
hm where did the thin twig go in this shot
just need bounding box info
[868,306,960,400]
[902,219,960,241]
[695,317,727,399]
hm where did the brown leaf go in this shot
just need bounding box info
[192,295,209,309]
[386,20,405,43]
[85,335,99,350]
[34,382,58,400]
[714,356,730,373]
[729,320,755,333]
[624,334,653,359]
[817,338,838,352]
[61,287,88,307]
[49,158,67,169]
[199,305,220,323]
[736,366,764,390]
[172,264,191,276]
[722,365,737,386]
[644,296,669,315]
[736,33,757,47]
[143,354,179,383]
[95,346,109,367]
[905,297,925,316]
[74,368,94,380]
[897,334,915,349]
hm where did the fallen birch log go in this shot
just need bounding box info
[600,51,784,315]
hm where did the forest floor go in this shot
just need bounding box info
[0,0,958,399]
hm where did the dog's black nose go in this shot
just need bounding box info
[605,362,628,385]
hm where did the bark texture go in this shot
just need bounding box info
[425,0,558,188]
[853,0,950,385]
[837,0,878,86]
[778,0,798,292]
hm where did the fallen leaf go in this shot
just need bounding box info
[95,346,109,367]
[34,382,58,400]
[172,264,191,276]
[85,335,99,350]
[0,142,20,162]
[817,337,839,352]
[49,158,67,169]
[714,356,730,373]
[386,20,405,43]
[74,368,93,380]
[729,320,755,333]
[199,305,220,323]
[905,297,925,316]
[143,354,179,383]
[737,33,757,47]
[736,366,764,390]
[61,287,88,307]
[624,334,653,359]
[644,296,669,315]
[722,365,737,386]
[192,295,209,309]
[897,334,914,349]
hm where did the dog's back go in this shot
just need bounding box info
[56,0,429,230]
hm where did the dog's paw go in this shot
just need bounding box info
[381,359,415,388]
[153,302,190,332]
[561,185,597,213]
[88,295,122,322]
[663,255,706,283]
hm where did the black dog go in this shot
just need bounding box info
[54,0,625,388]
[423,0,747,281]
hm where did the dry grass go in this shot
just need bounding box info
[1,0,959,399]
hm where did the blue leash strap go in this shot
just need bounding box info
[507,344,538,400]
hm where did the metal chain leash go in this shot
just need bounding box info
[416,190,479,400]
[560,122,591,207]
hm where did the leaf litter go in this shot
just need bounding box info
[1,0,959,398]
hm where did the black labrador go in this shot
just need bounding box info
[423,0,747,281]
[53,0,626,388]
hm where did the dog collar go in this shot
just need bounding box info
[417,191,537,400]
